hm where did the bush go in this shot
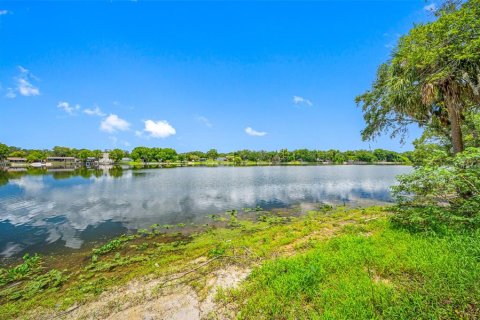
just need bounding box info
[392,148,480,231]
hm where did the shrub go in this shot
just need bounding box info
[392,148,480,231]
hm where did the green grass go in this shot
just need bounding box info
[0,206,478,319]
[221,221,480,319]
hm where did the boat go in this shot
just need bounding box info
[31,162,45,168]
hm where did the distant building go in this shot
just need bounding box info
[7,157,28,167]
[47,157,76,164]
[85,157,98,166]
[98,152,114,165]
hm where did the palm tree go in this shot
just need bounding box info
[356,0,480,154]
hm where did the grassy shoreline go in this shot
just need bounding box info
[1,205,478,319]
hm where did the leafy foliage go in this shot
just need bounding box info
[0,254,40,286]
[392,147,480,231]
[92,235,135,256]
[356,0,480,154]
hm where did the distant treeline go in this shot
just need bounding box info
[0,143,412,164]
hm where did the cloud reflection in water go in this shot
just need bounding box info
[0,166,411,257]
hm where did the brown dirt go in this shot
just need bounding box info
[58,265,250,320]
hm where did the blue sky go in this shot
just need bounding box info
[0,1,436,152]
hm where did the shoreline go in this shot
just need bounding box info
[0,202,394,263]
[0,205,382,319]
[1,205,478,319]
[1,161,411,170]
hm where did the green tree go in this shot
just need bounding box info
[131,147,154,162]
[77,149,94,161]
[356,0,480,154]
[234,156,242,165]
[206,149,219,160]
[9,150,27,158]
[26,150,46,163]
[161,148,177,162]
[92,150,103,159]
[354,150,377,163]
[109,149,125,162]
[52,146,72,157]
[0,143,9,160]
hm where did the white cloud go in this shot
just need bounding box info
[18,66,28,73]
[17,78,40,96]
[424,3,436,12]
[5,88,16,98]
[0,10,9,16]
[293,95,312,107]
[197,115,212,127]
[83,106,105,117]
[57,101,80,115]
[245,127,267,137]
[143,120,176,138]
[16,66,40,97]
[100,114,130,133]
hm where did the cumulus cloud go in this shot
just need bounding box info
[12,66,40,97]
[83,106,105,117]
[293,95,312,107]
[197,115,212,127]
[245,127,267,137]
[143,120,176,138]
[100,114,130,133]
[424,3,436,12]
[57,101,80,115]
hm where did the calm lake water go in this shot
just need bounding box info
[0,165,411,258]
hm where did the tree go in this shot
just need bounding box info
[109,149,125,162]
[131,147,150,162]
[9,150,27,158]
[354,150,377,163]
[92,149,103,159]
[234,156,242,165]
[279,149,292,162]
[77,149,94,161]
[52,146,72,157]
[356,0,480,154]
[206,149,219,160]
[26,150,46,163]
[0,143,9,160]
[161,148,177,162]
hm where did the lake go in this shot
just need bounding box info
[0,165,411,258]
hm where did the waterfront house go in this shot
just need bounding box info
[46,157,77,167]
[7,157,28,167]
[85,157,98,166]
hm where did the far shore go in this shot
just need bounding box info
[1,160,410,170]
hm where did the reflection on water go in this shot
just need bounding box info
[0,165,411,258]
